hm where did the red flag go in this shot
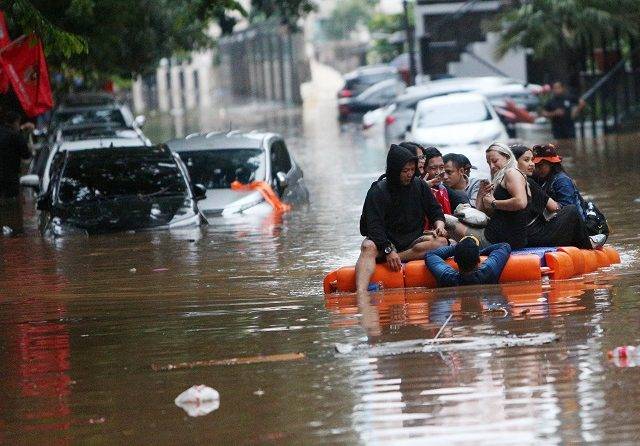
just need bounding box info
[0,11,10,48]
[0,35,53,117]
[0,11,10,92]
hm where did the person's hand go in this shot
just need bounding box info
[426,176,442,188]
[386,251,402,272]
[20,122,35,132]
[434,220,447,238]
[482,193,496,209]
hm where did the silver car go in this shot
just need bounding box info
[166,131,309,216]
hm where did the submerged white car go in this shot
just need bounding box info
[166,131,309,217]
[407,93,508,175]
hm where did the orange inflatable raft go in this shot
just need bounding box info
[323,245,621,294]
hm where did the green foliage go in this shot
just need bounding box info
[494,0,640,61]
[250,0,315,26]
[1,0,247,78]
[321,0,375,40]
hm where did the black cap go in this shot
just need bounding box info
[457,154,477,171]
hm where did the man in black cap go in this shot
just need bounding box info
[356,144,447,294]
[425,236,511,287]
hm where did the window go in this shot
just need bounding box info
[178,148,265,189]
[270,141,291,180]
[415,100,492,128]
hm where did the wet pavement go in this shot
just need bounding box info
[2,77,640,444]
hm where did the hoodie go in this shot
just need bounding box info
[359,144,445,253]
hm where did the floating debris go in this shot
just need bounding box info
[152,352,305,372]
[175,385,220,417]
[334,333,558,357]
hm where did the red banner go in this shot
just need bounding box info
[0,34,53,117]
[0,11,10,48]
[0,11,10,92]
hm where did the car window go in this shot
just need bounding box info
[178,148,265,189]
[270,141,292,178]
[57,148,187,204]
[416,100,492,128]
[51,109,127,129]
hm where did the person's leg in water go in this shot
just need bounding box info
[397,233,448,262]
[355,239,379,294]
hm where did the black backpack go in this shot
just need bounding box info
[578,194,610,236]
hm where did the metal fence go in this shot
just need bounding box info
[218,22,310,105]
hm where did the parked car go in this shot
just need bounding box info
[339,78,405,122]
[407,93,509,174]
[36,145,206,236]
[21,136,152,194]
[383,76,528,144]
[338,65,401,99]
[166,131,309,216]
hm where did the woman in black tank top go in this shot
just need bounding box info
[447,143,530,249]
[478,144,530,249]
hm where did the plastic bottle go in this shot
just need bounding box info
[367,282,384,292]
[607,345,639,367]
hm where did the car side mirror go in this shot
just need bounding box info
[20,174,40,190]
[192,183,207,201]
[276,172,288,190]
[134,115,146,127]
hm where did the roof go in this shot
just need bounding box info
[58,137,149,152]
[415,92,488,109]
[59,92,118,107]
[344,65,397,79]
[165,131,272,152]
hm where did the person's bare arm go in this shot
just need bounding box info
[486,170,527,211]
[546,197,560,212]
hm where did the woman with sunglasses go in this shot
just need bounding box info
[510,144,605,248]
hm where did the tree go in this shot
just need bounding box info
[250,0,315,26]
[320,0,375,40]
[1,0,246,77]
[493,0,640,84]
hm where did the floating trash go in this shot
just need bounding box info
[334,333,558,357]
[608,345,640,368]
[174,385,220,417]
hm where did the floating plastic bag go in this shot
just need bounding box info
[174,385,220,417]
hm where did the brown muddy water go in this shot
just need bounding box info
[1,96,640,445]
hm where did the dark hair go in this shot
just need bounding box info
[423,146,442,164]
[509,143,531,161]
[442,153,465,169]
[454,237,480,272]
[399,141,425,156]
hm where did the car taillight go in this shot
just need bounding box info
[339,89,352,98]
[385,115,396,126]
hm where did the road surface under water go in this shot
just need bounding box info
[1,92,640,445]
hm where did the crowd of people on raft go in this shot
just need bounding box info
[356,141,608,291]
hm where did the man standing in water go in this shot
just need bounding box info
[356,144,447,294]
[542,81,586,139]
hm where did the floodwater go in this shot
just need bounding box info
[2,91,640,445]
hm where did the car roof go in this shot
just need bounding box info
[59,92,118,107]
[58,137,149,152]
[345,65,397,79]
[165,131,273,151]
[415,92,488,109]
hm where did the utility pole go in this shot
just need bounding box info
[402,0,417,85]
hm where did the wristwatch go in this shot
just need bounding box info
[384,244,395,255]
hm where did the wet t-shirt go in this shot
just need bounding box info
[544,94,577,138]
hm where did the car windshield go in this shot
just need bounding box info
[52,108,127,128]
[57,147,187,204]
[177,148,265,189]
[416,100,492,128]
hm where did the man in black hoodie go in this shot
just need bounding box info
[356,144,447,293]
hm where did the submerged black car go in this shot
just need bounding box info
[38,145,207,236]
